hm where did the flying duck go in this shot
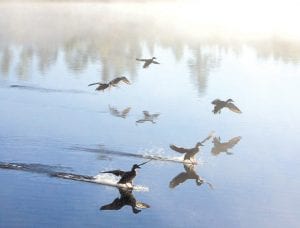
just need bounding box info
[169,164,213,189]
[109,105,131,119]
[136,57,160,68]
[136,111,160,124]
[211,136,242,156]
[101,160,151,188]
[211,98,242,114]
[100,188,150,214]
[88,76,130,91]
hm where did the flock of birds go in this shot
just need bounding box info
[86,57,242,213]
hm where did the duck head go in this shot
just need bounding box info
[196,178,204,186]
[132,164,141,170]
[195,142,204,148]
[121,76,131,84]
[226,98,234,103]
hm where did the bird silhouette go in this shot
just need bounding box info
[100,188,150,214]
[109,105,131,119]
[170,132,214,164]
[136,111,160,124]
[169,163,213,189]
[100,160,151,188]
[88,76,130,91]
[211,136,242,156]
[211,98,242,114]
[170,142,203,164]
[136,57,160,68]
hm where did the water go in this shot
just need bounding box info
[0,1,300,227]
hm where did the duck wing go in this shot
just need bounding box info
[109,77,122,85]
[169,172,189,188]
[151,113,160,118]
[226,102,242,113]
[136,58,148,62]
[88,82,101,86]
[96,83,110,91]
[121,107,131,117]
[143,61,151,68]
[170,144,187,154]
[101,169,125,176]
[225,136,242,149]
[100,198,123,211]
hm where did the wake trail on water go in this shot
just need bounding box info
[70,146,196,164]
[9,85,92,95]
[0,162,148,191]
[0,162,70,174]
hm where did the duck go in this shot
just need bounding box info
[170,132,214,164]
[169,164,213,189]
[170,142,203,164]
[88,76,130,91]
[109,105,131,119]
[100,188,150,214]
[136,111,160,124]
[211,98,242,114]
[136,57,160,68]
[101,160,151,188]
[211,136,242,156]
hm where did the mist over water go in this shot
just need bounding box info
[0,1,300,228]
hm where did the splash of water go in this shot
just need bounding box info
[93,173,149,192]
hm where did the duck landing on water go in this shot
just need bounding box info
[101,161,150,189]
[136,57,160,68]
[170,133,214,164]
[88,76,130,91]
[211,98,242,114]
[170,142,203,164]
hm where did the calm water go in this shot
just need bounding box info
[0,2,300,228]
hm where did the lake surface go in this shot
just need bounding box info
[0,2,300,228]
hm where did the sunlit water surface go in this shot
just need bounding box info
[0,2,300,228]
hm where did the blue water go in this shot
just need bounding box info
[0,2,300,228]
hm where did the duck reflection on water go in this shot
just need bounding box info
[136,111,160,124]
[211,136,242,156]
[109,105,131,119]
[169,163,213,189]
[211,98,242,114]
[136,57,160,68]
[100,188,150,214]
[88,76,130,91]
